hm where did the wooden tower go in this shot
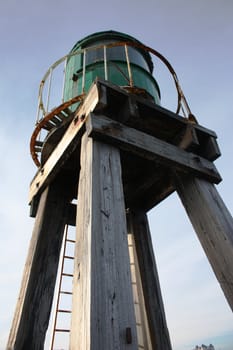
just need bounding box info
[7,31,233,350]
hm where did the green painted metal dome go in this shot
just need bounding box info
[63,30,161,106]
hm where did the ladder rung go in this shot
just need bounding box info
[50,117,62,126]
[64,107,72,116]
[62,272,74,277]
[35,140,44,147]
[55,328,70,333]
[42,122,54,130]
[58,309,72,313]
[66,239,76,243]
[42,125,51,131]
[56,112,67,120]
[60,291,72,295]
[64,255,74,260]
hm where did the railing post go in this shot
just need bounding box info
[125,44,133,87]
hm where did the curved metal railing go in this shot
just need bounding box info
[31,41,194,167]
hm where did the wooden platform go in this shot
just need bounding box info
[29,78,221,215]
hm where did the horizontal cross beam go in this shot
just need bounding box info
[86,113,222,184]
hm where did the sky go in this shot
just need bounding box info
[0,0,233,349]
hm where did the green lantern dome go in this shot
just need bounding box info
[63,30,161,107]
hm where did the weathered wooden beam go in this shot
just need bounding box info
[127,210,172,350]
[70,135,138,350]
[7,178,70,350]
[86,113,222,184]
[199,134,221,161]
[94,79,220,161]
[175,175,233,311]
[29,118,85,204]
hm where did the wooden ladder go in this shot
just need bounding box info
[50,225,75,350]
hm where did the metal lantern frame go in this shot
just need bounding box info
[31,41,192,167]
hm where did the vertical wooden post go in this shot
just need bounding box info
[7,178,70,350]
[70,134,138,350]
[127,210,172,350]
[175,175,233,311]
